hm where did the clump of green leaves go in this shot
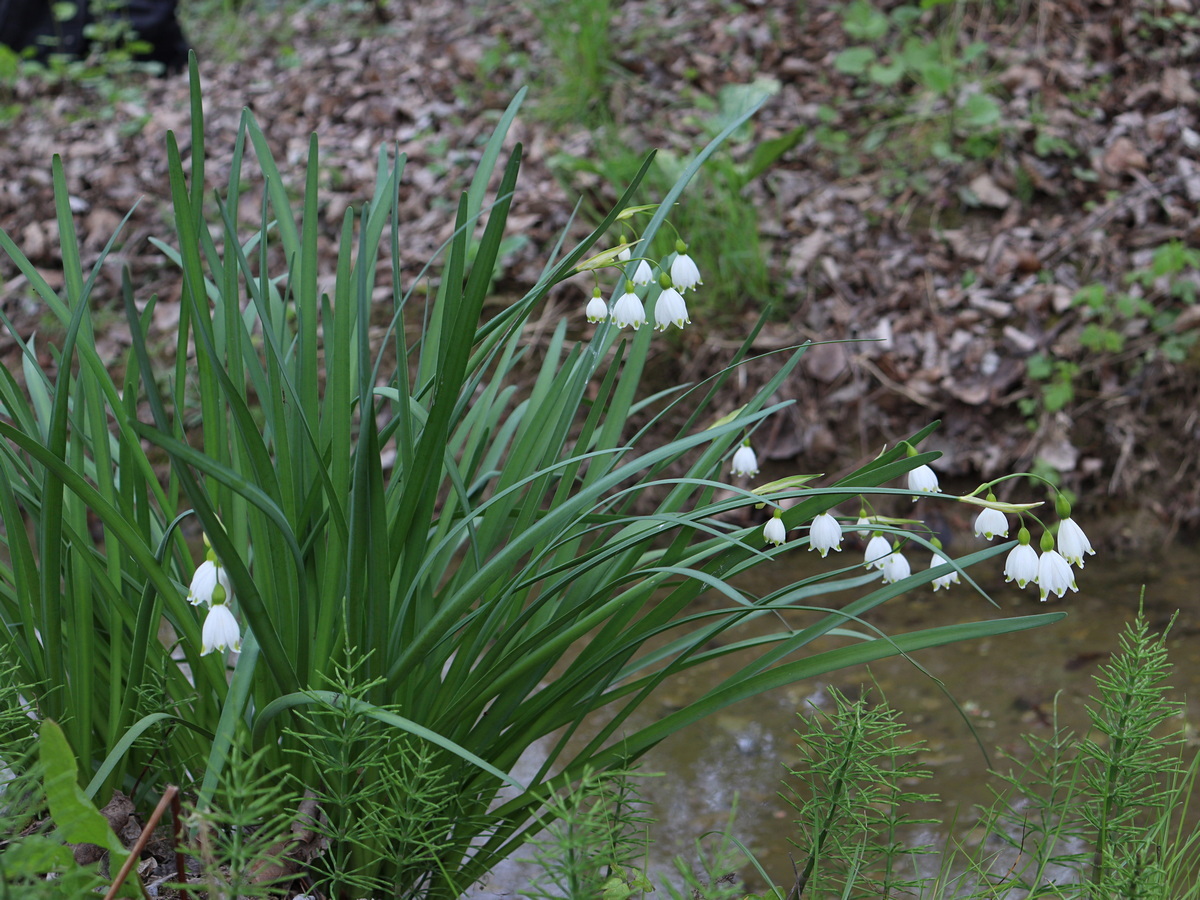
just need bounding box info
[783,687,938,898]
[532,0,616,126]
[826,0,1005,185]
[0,0,158,131]
[1019,240,1200,424]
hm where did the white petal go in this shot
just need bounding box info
[854,516,872,537]
[632,259,654,285]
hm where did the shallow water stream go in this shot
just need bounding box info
[630,534,1200,889]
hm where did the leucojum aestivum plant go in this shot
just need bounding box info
[0,55,1085,896]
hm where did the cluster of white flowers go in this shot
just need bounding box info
[974,493,1093,601]
[584,240,699,332]
[187,542,242,656]
[735,438,1089,603]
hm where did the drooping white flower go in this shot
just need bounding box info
[611,288,646,329]
[907,464,940,497]
[585,291,608,323]
[864,534,892,569]
[854,516,873,537]
[974,507,1009,540]
[930,551,960,591]
[1056,518,1094,568]
[670,246,702,291]
[617,246,632,262]
[764,515,787,546]
[808,513,843,558]
[632,259,654,286]
[654,287,690,331]
[1036,549,1078,601]
[731,444,759,477]
[201,603,242,656]
[1004,542,1039,589]
[187,559,231,608]
[881,551,911,584]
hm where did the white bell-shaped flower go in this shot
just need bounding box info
[201,603,242,656]
[187,559,231,608]
[808,513,843,558]
[654,287,690,331]
[611,288,646,329]
[731,444,759,477]
[907,464,940,497]
[974,507,1009,540]
[1056,518,1094,568]
[585,290,608,323]
[864,534,892,569]
[930,550,960,591]
[881,551,911,584]
[632,259,654,286]
[670,242,702,291]
[1004,531,1039,589]
[764,514,787,546]
[1037,549,1078,601]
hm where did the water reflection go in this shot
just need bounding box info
[635,539,1200,889]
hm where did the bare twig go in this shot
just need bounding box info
[103,784,178,900]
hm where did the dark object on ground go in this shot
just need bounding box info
[0,0,190,71]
